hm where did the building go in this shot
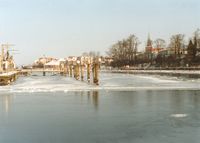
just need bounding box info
[145,34,153,61]
[44,59,60,70]
[33,56,57,68]
[0,46,16,72]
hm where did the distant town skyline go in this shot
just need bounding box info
[0,0,200,65]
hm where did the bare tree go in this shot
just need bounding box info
[127,35,140,64]
[194,28,200,50]
[107,34,140,67]
[154,38,166,50]
[169,34,185,59]
[187,29,200,65]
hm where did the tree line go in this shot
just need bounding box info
[107,35,139,67]
[107,29,200,68]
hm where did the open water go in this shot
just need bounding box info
[0,72,200,143]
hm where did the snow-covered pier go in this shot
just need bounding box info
[0,71,19,85]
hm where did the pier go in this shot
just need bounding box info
[0,71,18,85]
[0,43,101,86]
[0,43,19,85]
[22,60,100,85]
[0,59,100,86]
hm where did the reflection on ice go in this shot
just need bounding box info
[0,73,200,93]
[0,94,12,114]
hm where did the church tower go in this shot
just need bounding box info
[145,34,153,61]
[145,33,153,53]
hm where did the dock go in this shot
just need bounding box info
[0,71,19,85]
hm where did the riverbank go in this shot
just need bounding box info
[103,69,200,78]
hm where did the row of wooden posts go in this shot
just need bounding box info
[68,62,100,85]
[42,61,100,85]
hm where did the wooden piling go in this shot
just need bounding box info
[43,71,46,76]
[80,64,84,81]
[76,64,80,80]
[66,65,69,76]
[73,65,76,79]
[93,61,99,85]
[69,65,73,77]
[73,64,79,80]
[87,63,90,82]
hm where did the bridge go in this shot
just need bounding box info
[21,68,65,73]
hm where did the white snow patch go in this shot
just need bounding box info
[170,114,188,118]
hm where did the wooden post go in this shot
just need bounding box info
[80,64,84,81]
[69,64,72,77]
[73,64,76,79]
[76,63,80,80]
[73,64,79,80]
[43,64,46,76]
[43,71,46,76]
[60,63,65,75]
[93,60,99,85]
[66,65,69,76]
[87,63,90,82]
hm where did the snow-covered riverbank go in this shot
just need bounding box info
[104,69,200,77]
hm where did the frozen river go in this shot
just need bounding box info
[0,72,200,143]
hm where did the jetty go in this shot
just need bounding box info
[0,43,21,85]
[21,56,100,85]
[0,71,19,85]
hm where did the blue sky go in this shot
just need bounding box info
[0,0,200,65]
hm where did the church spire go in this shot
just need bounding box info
[146,33,152,47]
[148,33,150,41]
[145,33,153,61]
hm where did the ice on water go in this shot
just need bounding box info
[0,72,200,93]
